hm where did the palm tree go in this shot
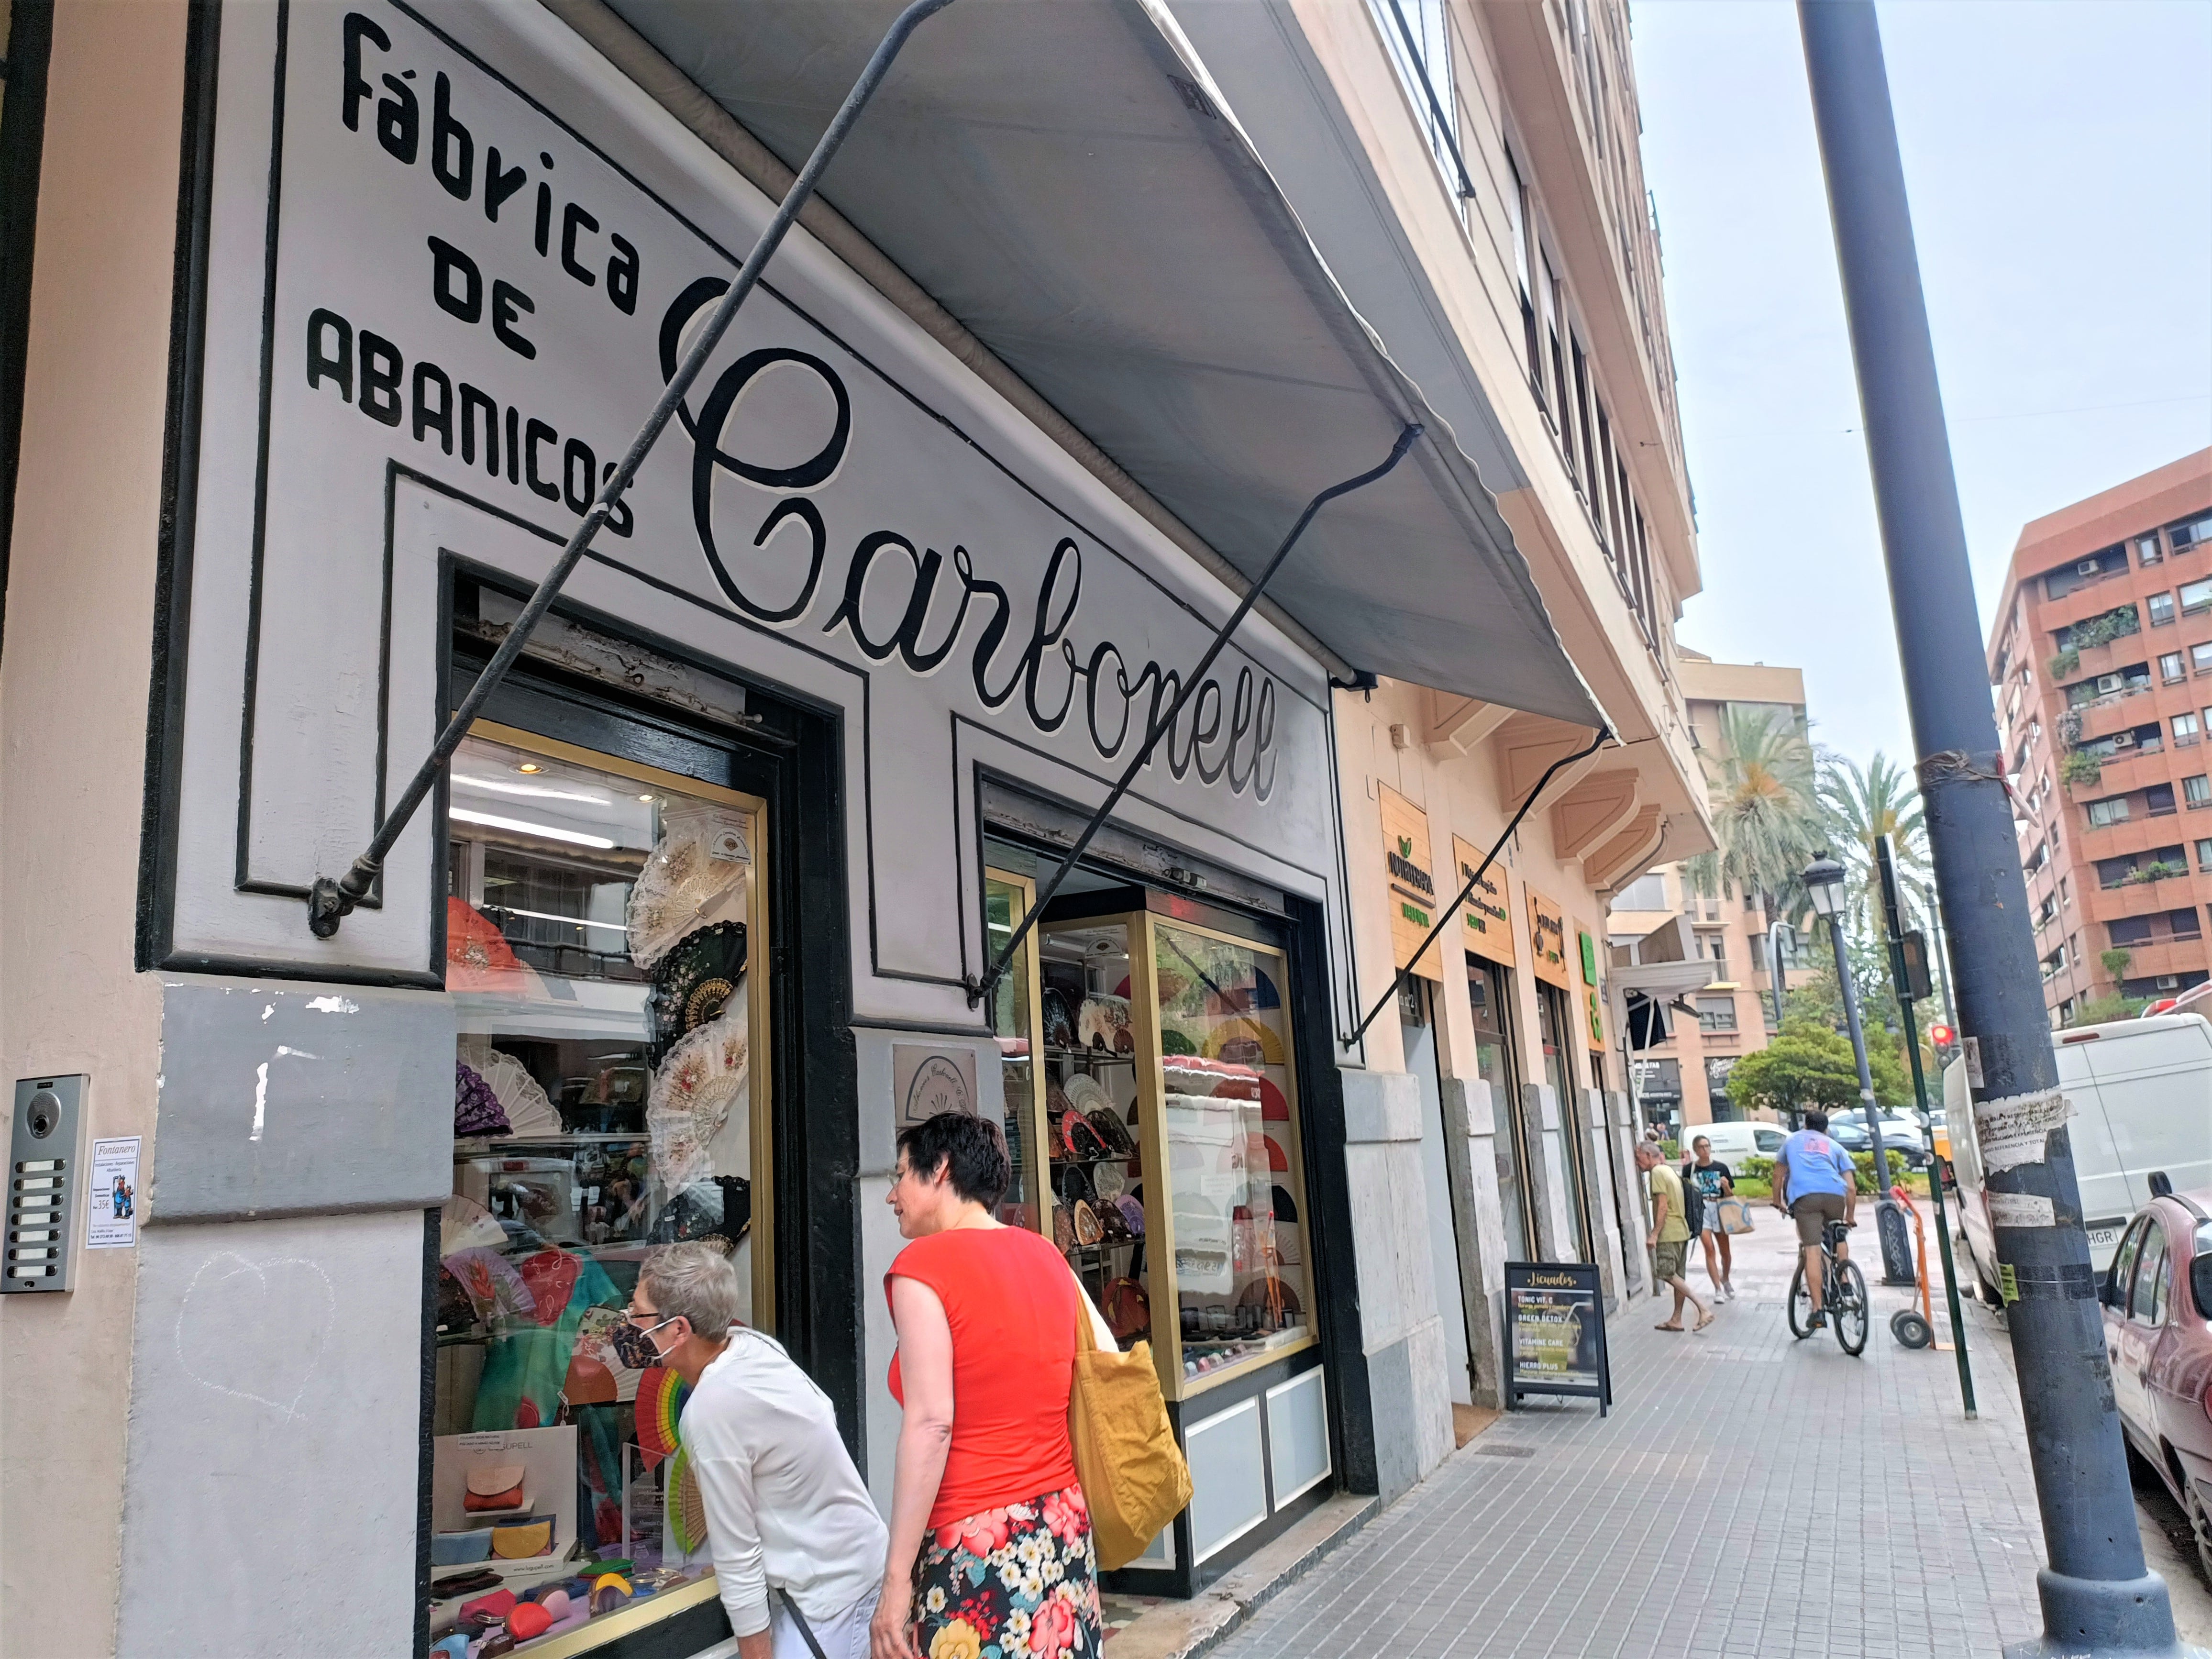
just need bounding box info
[1816,750,1931,942]
[1684,706,1822,923]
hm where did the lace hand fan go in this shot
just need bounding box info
[627,809,751,970]
[479,1050,562,1138]
[646,1003,749,1191]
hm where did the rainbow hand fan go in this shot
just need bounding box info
[635,1366,688,1471]
[665,1445,708,1557]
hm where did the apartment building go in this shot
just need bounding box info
[1987,450,2212,1023]
[1606,653,1816,1130]
[1187,0,1712,1457]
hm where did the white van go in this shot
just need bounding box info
[1943,1013,2212,1296]
[1674,1119,1787,1172]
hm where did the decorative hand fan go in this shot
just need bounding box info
[635,1366,688,1471]
[442,1247,538,1327]
[445,897,547,995]
[645,1002,749,1191]
[666,1445,708,1556]
[627,810,750,970]
[454,1063,510,1139]
[648,921,747,1066]
[479,1051,562,1138]
[440,1193,507,1257]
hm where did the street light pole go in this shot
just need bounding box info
[1767,913,1791,1034]
[1797,4,2188,1652]
[1804,854,1912,1283]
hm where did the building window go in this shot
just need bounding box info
[2196,839,2212,871]
[2172,907,2204,940]
[2191,642,2212,676]
[2161,652,2187,683]
[1696,995,1738,1033]
[2176,713,2200,747]
[2170,512,2212,554]
[2148,782,2178,816]
[1613,870,1666,910]
[2149,591,2177,626]
[2108,915,2154,947]
[2181,578,2212,615]
[2137,532,2165,566]
[1368,0,1466,204]
[2088,797,2131,828]
[2187,775,2212,809]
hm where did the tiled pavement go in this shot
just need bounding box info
[1212,1203,2051,1658]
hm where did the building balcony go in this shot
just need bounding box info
[2086,870,2206,921]
[2098,938,2210,985]
[2076,815,2166,860]
[2034,569,2142,632]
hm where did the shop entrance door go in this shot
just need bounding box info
[1469,957,1532,1261]
[1536,983,1593,1263]
[1403,977,1473,1406]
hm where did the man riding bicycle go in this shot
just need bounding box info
[1771,1109,1858,1329]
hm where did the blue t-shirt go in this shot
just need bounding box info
[1779,1130,1853,1199]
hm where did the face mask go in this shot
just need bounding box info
[612,1314,678,1370]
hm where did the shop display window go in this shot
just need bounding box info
[1014,884,1314,1401]
[984,870,1048,1232]
[433,723,768,1650]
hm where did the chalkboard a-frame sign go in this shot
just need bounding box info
[1503,1261,1612,1415]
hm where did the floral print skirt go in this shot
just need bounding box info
[913,1484,1100,1659]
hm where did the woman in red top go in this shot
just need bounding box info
[869,1111,1101,1659]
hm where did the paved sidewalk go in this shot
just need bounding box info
[1214,1203,2049,1659]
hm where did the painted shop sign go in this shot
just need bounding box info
[1526,888,1569,990]
[1379,786,1443,981]
[1451,834,1512,967]
[1578,928,1606,1052]
[163,4,1334,976]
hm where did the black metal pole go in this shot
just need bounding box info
[1912,874,1959,1033]
[1877,836,1977,1418]
[1798,5,2184,1651]
[305,0,957,938]
[1818,902,1913,1283]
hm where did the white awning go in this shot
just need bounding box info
[598,0,1606,729]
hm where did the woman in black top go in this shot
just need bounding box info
[1683,1135,1736,1303]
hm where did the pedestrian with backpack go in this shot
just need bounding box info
[1637,1139,1712,1333]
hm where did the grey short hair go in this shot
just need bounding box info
[639,1241,742,1338]
[1634,1140,1662,1164]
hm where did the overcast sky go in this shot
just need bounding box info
[1632,0,2212,767]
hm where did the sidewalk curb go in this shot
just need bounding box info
[1103,1492,1379,1659]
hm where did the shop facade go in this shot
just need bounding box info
[1,3,1616,1654]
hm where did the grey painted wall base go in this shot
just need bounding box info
[1577,1087,1626,1311]
[116,1209,426,1658]
[1438,1077,1507,1409]
[1520,1082,1577,1265]
[1338,1065,1454,1502]
[150,977,454,1221]
[1606,1091,1648,1298]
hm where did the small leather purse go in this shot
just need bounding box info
[464,1465,527,1514]
[491,1518,553,1559]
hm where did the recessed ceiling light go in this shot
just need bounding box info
[638,794,655,802]
[516,762,544,774]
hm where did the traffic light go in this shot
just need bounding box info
[1928,1022,1958,1062]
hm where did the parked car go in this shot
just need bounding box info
[1944,1014,2212,1297]
[1672,1120,1786,1172]
[2098,1178,2212,1583]
[1826,1110,1930,1169]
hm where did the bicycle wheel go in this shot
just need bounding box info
[1787,1262,1814,1339]
[1833,1260,1869,1356]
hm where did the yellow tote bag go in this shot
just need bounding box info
[1067,1289,1192,1571]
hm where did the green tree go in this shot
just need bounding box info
[1784,946,1917,1108]
[1684,706,1821,923]
[1725,1018,1863,1118]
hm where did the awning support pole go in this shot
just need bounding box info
[965,424,1423,1009]
[305,0,957,939]
[1338,726,1609,1050]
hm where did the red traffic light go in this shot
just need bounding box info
[1929,1023,1955,1047]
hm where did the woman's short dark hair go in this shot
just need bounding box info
[896,1111,1010,1208]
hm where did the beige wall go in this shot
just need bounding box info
[0,5,187,1652]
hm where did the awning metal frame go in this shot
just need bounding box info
[304,0,956,939]
[965,424,1422,1010]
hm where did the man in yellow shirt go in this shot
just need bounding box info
[1636,1140,1712,1332]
